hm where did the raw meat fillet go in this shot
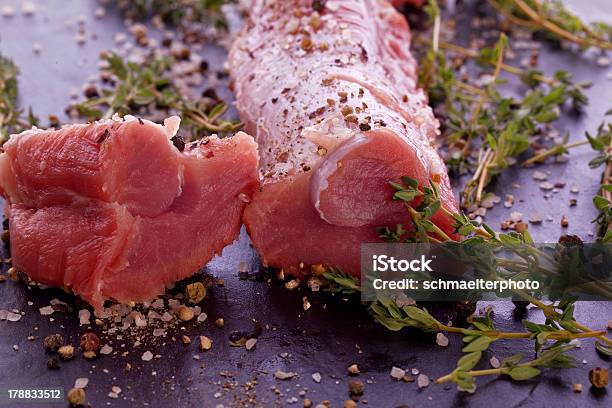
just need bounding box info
[0,116,259,309]
[229,0,458,278]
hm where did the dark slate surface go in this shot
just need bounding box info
[0,1,610,407]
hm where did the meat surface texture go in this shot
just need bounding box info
[229,0,457,278]
[0,116,259,309]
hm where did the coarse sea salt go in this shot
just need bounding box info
[39,306,54,316]
[79,309,91,325]
[74,378,89,389]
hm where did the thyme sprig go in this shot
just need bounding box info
[588,111,612,242]
[418,2,589,208]
[522,110,612,166]
[115,0,229,29]
[489,0,612,50]
[326,267,609,390]
[435,344,577,392]
[321,174,611,391]
[0,55,38,145]
[388,177,612,300]
[322,267,360,295]
[69,52,241,139]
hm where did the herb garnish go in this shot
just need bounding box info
[0,54,38,145]
[322,176,612,392]
[115,0,229,29]
[587,111,612,241]
[489,0,612,50]
[69,52,241,140]
[418,1,591,208]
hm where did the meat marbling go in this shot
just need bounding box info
[229,0,458,278]
[0,116,259,310]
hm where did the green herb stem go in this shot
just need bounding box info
[512,0,612,50]
[511,290,612,346]
[522,140,588,166]
[439,41,557,86]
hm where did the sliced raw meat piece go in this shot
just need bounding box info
[0,116,183,217]
[230,0,457,277]
[0,116,259,310]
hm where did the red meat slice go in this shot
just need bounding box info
[229,0,458,277]
[0,116,259,310]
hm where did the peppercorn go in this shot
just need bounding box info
[80,332,100,353]
[83,84,99,99]
[178,306,194,322]
[589,367,609,389]
[67,388,86,406]
[43,334,64,352]
[343,400,357,408]
[46,358,60,370]
[512,300,529,310]
[170,135,185,152]
[185,282,206,304]
[199,336,212,351]
[348,379,364,395]
[57,345,75,360]
[347,364,360,376]
[312,0,327,12]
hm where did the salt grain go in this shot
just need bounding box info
[390,366,405,379]
[114,33,128,45]
[435,332,449,347]
[275,370,297,380]
[39,306,54,316]
[528,213,543,224]
[152,329,165,337]
[417,374,430,388]
[245,338,257,351]
[151,298,164,309]
[596,56,611,67]
[490,356,501,368]
[6,311,21,322]
[79,309,91,325]
[100,345,113,355]
[22,2,36,16]
[539,182,554,191]
[312,372,322,383]
[2,6,15,17]
[95,7,106,19]
[141,351,153,361]
[74,378,89,389]
[75,33,87,45]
